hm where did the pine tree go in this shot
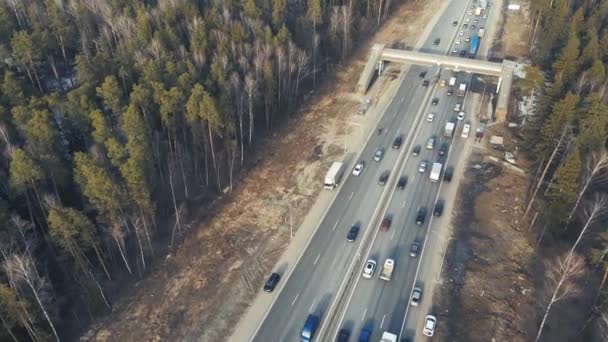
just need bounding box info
[546,149,581,226]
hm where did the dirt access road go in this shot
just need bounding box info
[83,1,443,341]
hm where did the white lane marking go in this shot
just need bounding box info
[291,293,299,306]
[391,230,396,240]
[361,307,368,321]
[402,200,407,208]
[380,314,386,328]
[314,254,321,265]
[332,221,339,231]
[349,191,354,200]
[309,298,317,312]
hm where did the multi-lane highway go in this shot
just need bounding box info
[251,0,492,340]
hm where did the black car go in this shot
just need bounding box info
[397,176,408,190]
[378,171,390,185]
[422,79,430,87]
[412,145,421,156]
[263,273,281,292]
[471,24,476,29]
[337,329,350,342]
[459,50,466,56]
[393,135,403,149]
[444,166,454,182]
[415,207,427,225]
[447,89,453,96]
[439,143,448,156]
[410,241,421,258]
[452,20,458,26]
[346,224,360,242]
[434,38,441,45]
[434,200,444,217]
[419,71,427,78]
[431,98,439,106]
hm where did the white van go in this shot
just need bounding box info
[461,124,471,138]
[449,77,456,86]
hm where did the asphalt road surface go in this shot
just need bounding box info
[251,0,489,340]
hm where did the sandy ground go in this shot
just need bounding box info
[489,0,531,61]
[82,1,442,341]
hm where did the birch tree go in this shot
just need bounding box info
[566,152,608,224]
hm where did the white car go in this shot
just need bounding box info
[453,103,461,112]
[455,39,461,45]
[465,36,471,42]
[374,148,384,162]
[457,111,465,121]
[353,162,364,176]
[426,113,435,122]
[459,30,464,36]
[411,287,422,306]
[468,10,473,15]
[423,315,437,336]
[465,17,470,22]
[452,48,459,53]
[362,260,376,279]
[461,124,471,138]
[483,14,488,18]
[418,160,428,173]
[473,19,478,24]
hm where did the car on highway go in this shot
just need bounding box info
[374,148,384,161]
[346,224,360,242]
[353,161,365,176]
[439,79,446,87]
[465,36,471,42]
[465,17,470,22]
[301,314,319,342]
[459,50,466,56]
[433,38,440,45]
[438,143,448,156]
[411,287,423,306]
[454,103,462,112]
[431,97,439,106]
[410,241,421,257]
[415,207,427,225]
[455,39,461,45]
[419,71,427,78]
[457,111,465,120]
[378,171,390,185]
[447,88,453,96]
[426,113,435,122]
[434,200,444,217]
[393,135,403,149]
[463,23,468,28]
[468,10,473,15]
[423,315,437,337]
[444,166,454,182]
[397,176,408,190]
[422,79,430,87]
[412,145,421,156]
[473,19,478,23]
[362,260,377,279]
[418,160,428,173]
[263,273,281,292]
[452,20,458,26]
[426,137,435,149]
[337,329,350,342]
[359,327,372,342]
[459,30,464,36]
[380,217,392,231]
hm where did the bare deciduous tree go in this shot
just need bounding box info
[244,73,257,144]
[566,152,608,224]
[535,253,585,342]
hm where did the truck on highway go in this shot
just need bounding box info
[380,332,398,342]
[475,7,482,15]
[430,162,443,182]
[379,258,395,281]
[444,122,455,138]
[300,314,319,342]
[449,76,456,86]
[469,35,480,56]
[324,162,344,189]
[457,83,467,97]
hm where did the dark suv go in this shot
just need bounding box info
[431,98,439,106]
[378,171,390,185]
[415,207,427,225]
[439,143,448,156]
[337,329,350,342]
[434,38,441,45]
[412,145,421,156]
[419,71,427,79]
[263,273,281,292]
[397,176,408,190]
[346,224,360,242]
[434,200,444,217]
[444,166,454,182]
[393,135,403,149]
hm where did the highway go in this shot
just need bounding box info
[251,0,490,341]
[330,0,493,340]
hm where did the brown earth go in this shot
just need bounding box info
[82,1,442,341]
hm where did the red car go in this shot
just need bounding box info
[380,217,392,231]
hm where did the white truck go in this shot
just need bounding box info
[379,258,395,281]
[380,332,398,342]
[457,83,467,97]
[324,162,344,189]
[475,7,482,16]
[478,28,485,38]
[449,77,456,86]
[430,162,443,182]
[444,122,455,138]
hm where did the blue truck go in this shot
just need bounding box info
[469,35,479,57]
[300,314,319,342]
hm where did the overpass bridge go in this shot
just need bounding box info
[357,44,516,120]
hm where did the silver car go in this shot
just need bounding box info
[374,148,384,162]
[418,160,428,173]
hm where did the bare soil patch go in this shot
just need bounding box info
[490,1,531,60]
[82,1,442,341]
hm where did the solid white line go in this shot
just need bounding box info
[380,314,386,329]
[291,293,299,306]
[391,230,396,240]
[309,298,317,312]
[402,200,406,208]
[332,221,339,231]
[313,254,321,265]
[361,307,368,321]
[349,191,354,200]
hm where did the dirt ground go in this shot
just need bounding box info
[82,1,441,341]
[489,1,531,61]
